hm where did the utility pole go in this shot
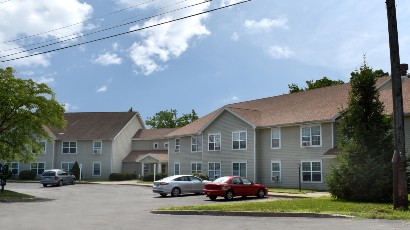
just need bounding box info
[386,0,408,210]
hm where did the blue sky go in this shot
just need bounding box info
[1,0,409,123]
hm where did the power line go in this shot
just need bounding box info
[0,0,193,53]
[0,0,251,63]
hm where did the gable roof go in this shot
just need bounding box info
[166,77,410,138]
[133,128,178,140]
[123,150,168,163]
[50,112,143,140]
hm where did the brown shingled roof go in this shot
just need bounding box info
[123,150,168,163]
[166,77,410,138]
[133,128,178,140]
[50,112,141,140]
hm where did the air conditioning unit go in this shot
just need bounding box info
[302,142,310,147]
[175,149,180,153]
[94,149,101,154]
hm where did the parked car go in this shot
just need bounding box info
[153,175,208,197]
[203,176,268,201]
[40,169,76,187]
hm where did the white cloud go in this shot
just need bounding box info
[224,96,239,104]
[112,43,119,51]
[244,17,289,32]
[92,52,122,66]
[0,0,93,67]
[38,76,55,84]
[267,45,293,59]
[96,86,108,93]
[220,0,243,7]
[63,103,79,112]
[126,1,211,75]
[231,32,239,41]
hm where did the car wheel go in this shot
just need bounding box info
[71,179,75,185]
[257,189,265,198]
[224,190,234,200]
[160,193,167,197]
[171,187,181,197]
[209,195,217,201]
[43,184,47,187]
[58,180,63,186]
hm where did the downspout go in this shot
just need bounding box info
[111,140,114,174]
[253,128,256,182]
[52,140,55,169]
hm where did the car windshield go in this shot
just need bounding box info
[213,177,230,183]
[42,171,55,176]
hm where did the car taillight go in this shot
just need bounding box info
[160,182,168,185]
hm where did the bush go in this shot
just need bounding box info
[109,173,137,181]
[193,173,209,180]
[19,170,36,180]
[142,173,167,182]
[71,161,80,180]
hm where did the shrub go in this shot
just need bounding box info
[19,170,36,180]
[71,161,80,180]
[193,173,209,180]
[142,173,167,182]
[109,173,137,181]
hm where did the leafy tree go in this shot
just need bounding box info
[288,77,344,93]
[0,67,66,163]
[326,64,394,202]
[146,109,198,128]
[71,161,80,180]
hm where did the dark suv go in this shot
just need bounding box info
[40,169,76,187]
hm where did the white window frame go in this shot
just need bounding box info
[164,142,169,149]
[208,162,221,180]
[40,141,47,154]
[208,133,221,151]
[11,162,19,175]
[191,162,202,174]
[301,125,322,147]
[175,139,180,153]
[61,162,75,172]
[174,163,180,175]
[30,162,45,175]
[232,131,247,150]
[271,128,281,149]
[93,162,101,176]
[271,161,281,182]
[232,162,247,177]
[191,136,202,153]
[301,161,322,183]
[93,141,102,154]
[153,142,159,150]
[62,141,77,154]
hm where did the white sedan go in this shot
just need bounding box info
[153,175,208,197]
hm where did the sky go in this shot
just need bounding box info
[1,0,410,124]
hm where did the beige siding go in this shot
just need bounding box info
[168,136,203,175]
[257,122,333,190]
[131,139,169,151]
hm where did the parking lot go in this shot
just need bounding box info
[2,182,410,230]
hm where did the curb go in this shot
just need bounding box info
[151,210,354,219]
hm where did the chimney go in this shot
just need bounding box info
[400,63,408,77]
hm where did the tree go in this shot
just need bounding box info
[146,109,198,128]
[326,64,394,202]
[288,77,344,93]
[71,161,80,181]
[0,67,66,163]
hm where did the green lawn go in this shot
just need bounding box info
[159,196,410,220]
[268,188,318,194]
[0,190,34,199]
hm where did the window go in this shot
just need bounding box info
[208,133,221,151]
[161,164,166,173]
[175,139,180,153]
[11,162,19,175]
[153,142,159,149]
[191,162,202,174]
[164,142,169,149]
[61,162,75,172]
[30,162,45,175]
[93,162,101,176]
[208,162,221,180]
[32,141,46,154]
[191,136,202,152]
[144,164,150,174]
[232,131,247,150]
[174,163,180,175]
[232,162,247,177]
[301,161,322,182]
[93,141,102,154]
[271,128,281,149]
[301,125,321,147]
[271,161,281,182]
[62,141,77,154]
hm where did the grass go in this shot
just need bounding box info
[268,188,318,194]
[159,196,410,220]
[0,190,34,199]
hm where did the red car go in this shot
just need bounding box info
[203,176,268,201]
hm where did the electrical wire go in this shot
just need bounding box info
[0,0,251,63]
